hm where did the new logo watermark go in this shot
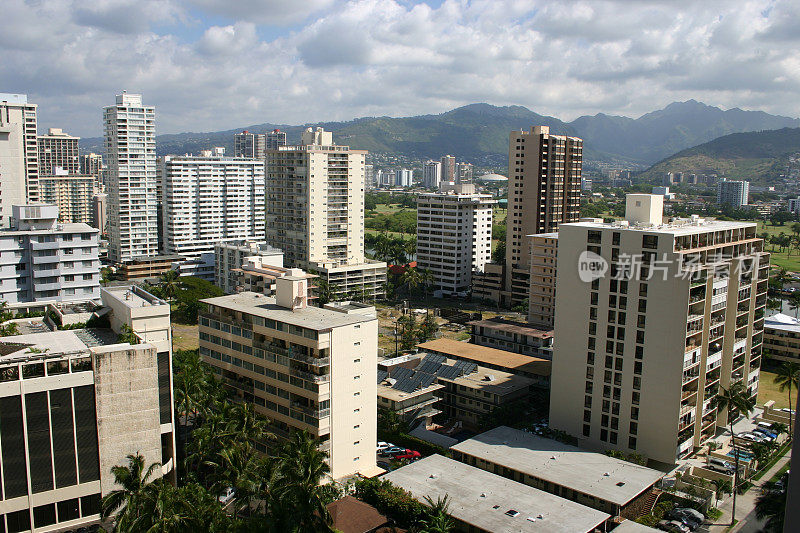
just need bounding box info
[578,250,608,283]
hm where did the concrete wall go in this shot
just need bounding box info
[92,344,163,495]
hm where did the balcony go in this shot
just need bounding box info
[289,367,329,383]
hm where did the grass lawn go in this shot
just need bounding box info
[173,323,199,351]
[370,203,408,215]
[753,220,800,272]
[365,228,413,239]
[757,370,791,409]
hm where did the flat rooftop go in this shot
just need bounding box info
[451,426,664,507]
[417,338,552,376]
[383,455,610,533]
[467,318,554,340]
[612,520,661,532]
[0,329,121,361]
[765,313,800,334]
[562,217,755,236]
[103,286,168,309]
[201,292,376,331]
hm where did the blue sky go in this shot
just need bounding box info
[1,0,798,137]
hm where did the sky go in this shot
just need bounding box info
[2,0,799,137]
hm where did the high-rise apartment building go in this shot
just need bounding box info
[104,93,158,264]
[395,168,413,187]
[162,148,265,260]
[199,279,379,479]
[233,130,265,159]
[0,285,176,532]
[716,179,750,209]
[0,204,100,309]
[440,155,455,183]
[505,126,582,306]
[266,129,287,150]
[527,232,558,328]
[214,240,284,294]
[423,160,441,189]
[80,153,104,183]
[39,175,95,225]
[416,184,495,295]
[266,127,386,298]
[37,128,80,175]
[0,93,39,226]
[550,194,768,465]
[92,193,107,235]
[457,162,473,182]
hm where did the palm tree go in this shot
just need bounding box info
[277,431,334,532]
[102,453,162,531]
[711,478,732,504]
[754,483,786,533]
[773,361,800,437]
[414,495,454,533]
[160,269,181,301]
[402,267,422,297]
[418,268,433,300]
[711,382,756,526]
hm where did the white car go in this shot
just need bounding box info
[736,432,765,443]
[377,441,394,453]
[218,487,235,505]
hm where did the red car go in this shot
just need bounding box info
[395,450,421,460]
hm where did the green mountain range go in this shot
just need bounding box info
[641,128,800,183]
[80,101,800,167]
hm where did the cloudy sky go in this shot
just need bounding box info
[2,0,799,137]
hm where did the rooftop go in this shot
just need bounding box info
[451,426,664,506]
[417,338,552,376]
[103,286,168,309]
[201,292,376,331]
[563,217,755,237]
[612,520,661,532]
[765,313,800,333]
[467,318,554,340]
[383,455,610,533]
[0,329,121,362]
[326,496,390,533]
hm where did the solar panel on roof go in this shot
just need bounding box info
[377,370,388,383]
[420,373,436,388]
[392,377,410,390]
[392,367,412,380]
[423,353,446,364]
[418,360,443,374]
[462,362,477,374]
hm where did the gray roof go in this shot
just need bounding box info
[765,313,800,334]
[612,520,662,532]
[201,292,376,331]
[451,426,664,506]
[383,455,610,533]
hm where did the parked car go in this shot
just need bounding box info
[377,441,394,453]
[736,432,765,443]
[707,458,735,474]
[657,519,690,532]
[386,448,416,458]
[379,446,406,457]
[395,450,421,460]
[756,421,774,431]
[671,508,704,529]
[753,428,777,440]
[218,487,236,505]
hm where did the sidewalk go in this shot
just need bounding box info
[707,448,791,533]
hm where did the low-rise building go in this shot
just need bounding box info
[383,455,611,533]
[467,317,554,359]
[451,426,664,517]
[116,254,183,281]
[764,313,800,364]
[0,285,175,532]
[198,279,379,480]
[471,262,504,304]
[0,204,100,310]
[416,338,551,387]
[214,240,284,294]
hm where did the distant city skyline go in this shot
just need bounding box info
[2,0,799,137]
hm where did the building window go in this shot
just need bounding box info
[583,424,591,437]
[610,432,618,445]
[584,410,592,423]
[629,437,637,449]
[630,421,638,434]
[631,406,639,420]
[600,429,608,442]
[642,235,658,249]
[587,352,595,365]
[639,283,648,296]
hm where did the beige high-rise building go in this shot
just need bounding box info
[440,155,455,183]
[38,128,80,175]
[416,184,495,296]
[0,93,39,226]
[527,232,558,328]
[199,277,379,480]
[550,194,768,465]
[104,93,158,264]
[39,175,95,224]
[266,127,386,299]
[505,126,582,306]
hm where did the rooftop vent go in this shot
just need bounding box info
[505,510,520,518]
[617,482,626,486]
[603,472,610,476]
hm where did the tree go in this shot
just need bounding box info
[102,453,161,531]
[418,312,439,342]
[316,278,333,306]
[399,314,419,350]
[402,267,422,297]
[418,268,433,300]
[711,478,732,502]
[771,211,793,226]
[773,361,800,437]
[414,495,454,533]
[160,269,181,301]
[118,323,139,344]
[754,484,786,533]
[492,241,506,264]
[710,381,756,526]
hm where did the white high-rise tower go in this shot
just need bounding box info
[0,93,39,226]
[104,93,158,263]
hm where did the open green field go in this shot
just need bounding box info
[369,203,408,215]
[758,370,791,409]
[753,221,800,272]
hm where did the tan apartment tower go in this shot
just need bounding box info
[0,93,39,226]
[266,127,386,299]
[199,278,379,480]
[505,126,582,306]
[549,194,768,465]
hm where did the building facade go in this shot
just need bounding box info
[550,194,768,465]
[38,175,95,225]
[215,240,284,294]
[265,127,386,298]
[716,179,750,209]
[395,168,413,187]
[0,285,175,532]
[763,313,800,364]
[0,93,39,226]
[266,129,287,150]
[528,232,558,328]
[233,131,265,159]
[0,205,100,308]
[505,126,582,306]
[416,185,495,296]
[104,93,158,263]
[199,282,379,480]
[467,318,554,359]
[162,149,266,260]
[440,155,455,183]
[37,128,80,176]
[423,160,441,189]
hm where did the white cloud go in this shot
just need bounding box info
[1,0,798,138]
